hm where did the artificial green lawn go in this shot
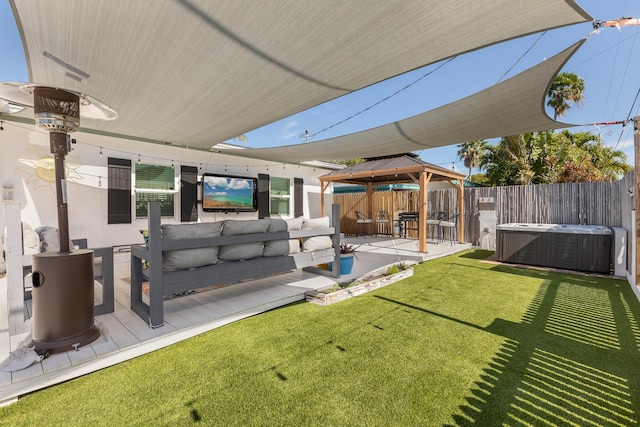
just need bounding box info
[2,250,639,426]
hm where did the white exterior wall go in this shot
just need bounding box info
[0,120,334,250]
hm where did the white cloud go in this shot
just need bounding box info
[228,178,251,190]
[280,120,301,140]
[283,120,298,130]
[615,136,634,149]
[205,176,251,190]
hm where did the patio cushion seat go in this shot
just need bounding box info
[263,218,289,257]
[219,219,270,261]
[161,222,223,271]
[302,216,332,252]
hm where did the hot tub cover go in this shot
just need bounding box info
[497,223,611,235]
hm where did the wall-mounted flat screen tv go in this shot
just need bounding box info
[202,173,258,212]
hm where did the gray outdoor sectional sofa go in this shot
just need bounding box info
[130,203,341,327]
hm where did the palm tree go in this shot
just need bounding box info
[547,72,585,120]
[456,140,488,181]
[234,134,248,143]
[480,134,537,186]
[500,134,537,185]
[573,132,632,181]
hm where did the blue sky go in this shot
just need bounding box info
[2,0,640,170]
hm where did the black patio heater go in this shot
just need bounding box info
[29,87,100,355]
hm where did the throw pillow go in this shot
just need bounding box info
[301,216,333,252]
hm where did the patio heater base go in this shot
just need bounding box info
[29,250,100,355]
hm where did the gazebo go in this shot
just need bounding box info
[319,154,466,253]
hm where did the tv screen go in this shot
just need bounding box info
[202,173,257,212]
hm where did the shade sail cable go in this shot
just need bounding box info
[309,56,457,141]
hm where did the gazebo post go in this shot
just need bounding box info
[367,182,374,235]
[319,180,330,216]
[391,190,397,236]
[418,170,431,253]
[634,116,640,288]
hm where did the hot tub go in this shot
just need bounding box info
[496,223,611,273]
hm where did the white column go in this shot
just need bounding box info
[5,203,30,336]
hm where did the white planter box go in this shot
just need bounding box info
[305,265,414,306]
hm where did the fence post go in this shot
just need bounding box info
[634,117,640,287]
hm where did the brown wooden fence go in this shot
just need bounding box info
[334,171,635,244]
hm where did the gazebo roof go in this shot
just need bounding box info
[319,154,466,186]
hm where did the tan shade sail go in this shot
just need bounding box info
[7,0,590,150]
[230,41,584,163]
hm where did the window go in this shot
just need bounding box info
[269,177,291,216]
[135,163,175,218]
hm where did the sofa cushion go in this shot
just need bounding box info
[22,223,40,255]
[301,216,333,252]
[302,216,330,230]
[302,236,332,252]
[219,219,270,261]
[263,218,289,257]
[267,218,288,233]
[161,222,223,271]
[289,240,301,254]
[286,216,304,254]
[219,242,264,261]
[285,216,303,231]
[34,226,75,253]
[221,219,270,235]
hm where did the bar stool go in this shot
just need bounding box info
[355,211,372,236]
[374,211,390,235]
[426,211,445,242]
[438,213,459,245]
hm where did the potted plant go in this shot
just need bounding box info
[328,242,359,275]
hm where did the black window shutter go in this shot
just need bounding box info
[108,157,132,224]
[257,173,270,218]
[180,165,199,222]
[294,178,303,218]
